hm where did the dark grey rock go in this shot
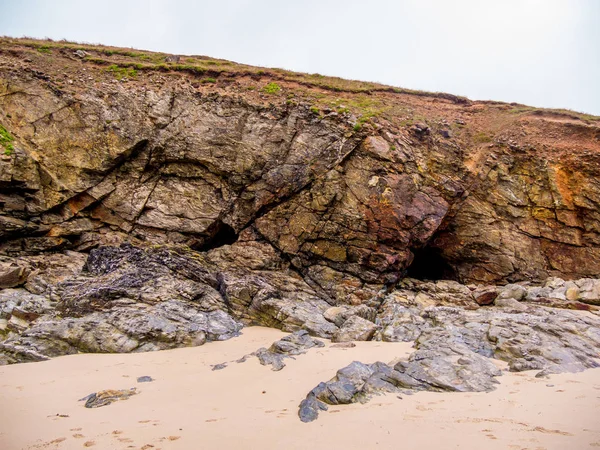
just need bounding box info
[254,330,325,371]
[137,376,153,382]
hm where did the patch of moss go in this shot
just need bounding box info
[106,64,138,80]
[170,64,206,75]
[473,131,493,144]
[263,82,281,94]
[0,124,15,155]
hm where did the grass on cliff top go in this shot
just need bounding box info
[2,37,469,100]
[106,64,138,80]
[3,37,599,124]
[0,124,14,155]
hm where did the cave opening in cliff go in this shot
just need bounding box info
[406,246,457,281]
[195,220,239,251]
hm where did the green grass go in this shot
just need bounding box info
[472,131,493,144]
[202,77,217,83]
[262,82,281,94]
[0,124,14,155]
[106,64,138,80]
[7,37,599,125]
[309,106,319,114]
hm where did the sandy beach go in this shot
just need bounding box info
[1,326,599,450]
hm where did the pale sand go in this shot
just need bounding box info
[1,326,599,450]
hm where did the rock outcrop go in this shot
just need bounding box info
[299,298,600,422]
[253,330,325,371]
[0,38,599,375]
[0,38,599,287]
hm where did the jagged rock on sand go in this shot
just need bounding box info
[80,388,138,408]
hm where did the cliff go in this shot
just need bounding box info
[0,39,599,376]
[1,38,600,286]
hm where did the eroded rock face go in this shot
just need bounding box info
[1,42,600,285]
[0,241,347,363]
[1,242,599,369]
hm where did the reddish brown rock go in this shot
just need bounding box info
[475,291,498,306]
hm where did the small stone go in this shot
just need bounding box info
[136,376,153,382]
[565,286,580,301]
[0,264,29,289]
[331,316,379,343]
[475,290,497,306]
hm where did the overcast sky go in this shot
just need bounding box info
[1,0,599,114]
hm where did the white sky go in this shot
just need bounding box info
[1,0,599,114]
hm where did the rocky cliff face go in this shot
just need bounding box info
[0,39,599,369]
[1,41,600,286]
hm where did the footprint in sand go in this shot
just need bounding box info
[403,414,423,420]
[70,428,83,432]
[112,430,123,435]
[48,437,67,444]
[73,434,85,439]
[531,426,573,436]
[83,441,95,447]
